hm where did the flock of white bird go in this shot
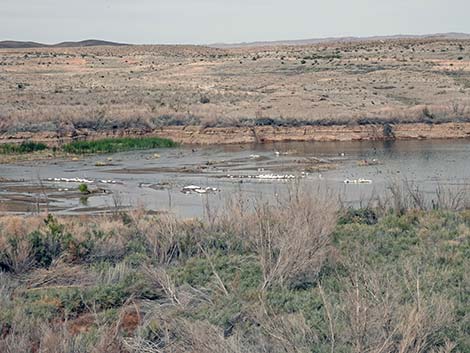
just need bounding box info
[226,173,301,180]
[47,177,119,184]
[343,178,373,184]
[46,151,372,198]
[181,185,219,194]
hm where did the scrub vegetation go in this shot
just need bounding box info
[0,141,47,154]
[1,38,470,138]
[61,137,177,154]
[0,187,468,352]
[0,137,177,156]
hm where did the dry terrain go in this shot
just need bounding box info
[2,37,470,143]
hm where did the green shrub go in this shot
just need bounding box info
[338,207,378,225]
[28,215,73,267]
[78,183,89,194]
[172,254,261,292]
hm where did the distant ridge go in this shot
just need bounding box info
[0,39,128,49]
[0,41,45,49]
[3,33,470,50]
[209,32,470,48]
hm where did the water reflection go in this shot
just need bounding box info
[0,139,469,217]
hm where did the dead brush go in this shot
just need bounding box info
[209,185,339,291]
[127,210,207,265]
[88,302,141,353]
[0,216,43,237]
[246,187,338,290]
[142,264,213,309]
[72,216,130,262]
[381,179,470,214]
[23,258,97,291]
[214,193,252,237]
[396,298,454,353]
[126,301,318,353]
[0,232,33,273]
[0,272,16,311]
[0,216,45,273]
[2,315,127,353]
[0,310,44,353]
[142,266,181,307]
[259,312,318,353]
[97,261,134,286]
[434,184,470,211]
[124,304,240,353]
[136,214,183,265]
[0,303,139,353]
[328,260,455,353]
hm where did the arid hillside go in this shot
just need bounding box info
[1,38,470,138]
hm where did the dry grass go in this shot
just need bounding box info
[1,38,470,136]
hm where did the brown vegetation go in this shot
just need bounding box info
[1,38,470,144]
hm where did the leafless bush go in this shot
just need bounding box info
[25,260,96,290]
[98,261,134,286]
[0,216,44,272]
[80,217,131,261]
[0,231,33,273]
[326,258,455,353]
[126,302,320,353]
[38,323,99,353]
[382,179,470,214]
[260,313,318,353]
[239,187,339,290]
[0,310,42,353]
[0,272,16,312]
[383,179,425,214]
[143,266,182,306]
[212,185,339,291]
[136,213,184,265]
[434,184,470,210]
[124,305,239,353]
[213,193,253,237]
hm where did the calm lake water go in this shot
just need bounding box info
[1,139,470,217]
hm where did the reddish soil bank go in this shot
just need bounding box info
[1,122,470,146]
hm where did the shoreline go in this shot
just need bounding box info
[1,122,470,146]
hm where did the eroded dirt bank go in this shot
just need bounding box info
[1,122,470,145]
[154,122,470,144]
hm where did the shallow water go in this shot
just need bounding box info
[1,139,470,217]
